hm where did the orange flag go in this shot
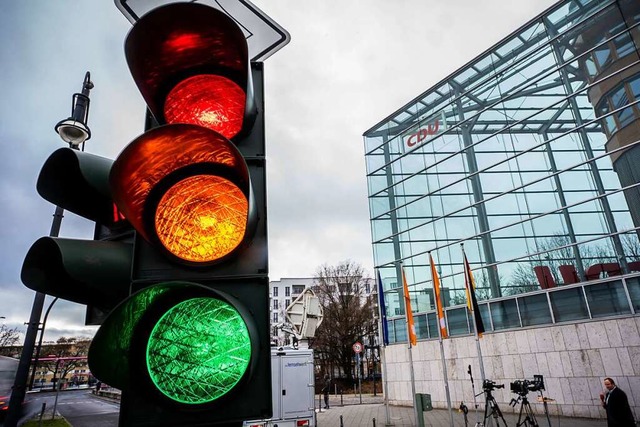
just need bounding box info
[430,254,448,339]
[401,266,417,346]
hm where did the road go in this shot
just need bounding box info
[22,389,119,426]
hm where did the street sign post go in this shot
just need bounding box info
[352,342,363,353]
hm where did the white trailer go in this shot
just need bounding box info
[245,347,316,427]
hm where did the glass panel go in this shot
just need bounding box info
[490,300,521,330]
[427,312,439,339]
[414,314,428,340]
[447,308,470,336]
[394,318,407,343]
[594,45,611,69]
[479,304,492,331]
[597,100,616,135]
[611,85,634,128]
[387,319,396,343]
[550,287,590,322]
[613,33,634,60]
[585,281,632,317]
[626,277,640,312]
[518,293,553,326]
[630,76,640,98]
[585,55,597,78]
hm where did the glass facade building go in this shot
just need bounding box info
[364,0,640,344]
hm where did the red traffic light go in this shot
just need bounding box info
[125,3,256,140]
[110,124,256,265]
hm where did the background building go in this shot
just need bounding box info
[364,0,640,419]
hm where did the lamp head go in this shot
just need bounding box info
[55,72,93,148]
[55,118,91,148]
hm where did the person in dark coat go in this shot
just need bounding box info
[322,375,331,409]
[600,377,635,427]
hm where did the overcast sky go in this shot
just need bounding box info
[0,0,557,342]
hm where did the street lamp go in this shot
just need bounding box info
[54,72,94,148]
[6,72,94,427]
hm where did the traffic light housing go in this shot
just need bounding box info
[85,4,271,426]
[21,147,133,315]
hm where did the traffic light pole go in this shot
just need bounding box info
[5,206,64,427]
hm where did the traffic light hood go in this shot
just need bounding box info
[125,2,256,140]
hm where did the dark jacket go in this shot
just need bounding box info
[604,387,635,427]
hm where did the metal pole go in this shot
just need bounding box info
[358,352,362,404]
[51,360,62,420]
[29,297,59,390]
[6,71,92,427]
[5,206,64,427]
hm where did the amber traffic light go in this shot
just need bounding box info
[110,124,256,265]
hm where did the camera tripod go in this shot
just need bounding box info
[480,387,508,427]
[512,394,539,427]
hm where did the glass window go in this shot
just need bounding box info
[272,313,278,323]
[285,287,290,297]
[414,314,428,339]
[597,100,617,135]
[584,55,597,78]
[292,285,305,294]
[387,320,396,343]
[613,33,634,60]
[630,76,640,98]
[285,299,290,308]
[585,281,632,317]
[611,85,634,128]
[518,293,553,326]
[490,300,521,330]
[478,304,492,332]
[626,277,640,312]
[550,287,589,322]
[273,300,278,310]
[427,312,439,339]
[273,287,278,297]
[594,45,611,69]
[447,308,470,336]
[394,319,408,343]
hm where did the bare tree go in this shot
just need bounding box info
[311,260,376,382]
[0,325,20,347]
[38,337,91,389]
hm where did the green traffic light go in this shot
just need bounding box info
[146,297,251,404]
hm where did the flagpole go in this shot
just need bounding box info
[375,270,392,426]
[429,253,454,427]
[461,244,487,385]
[401,263,418,426]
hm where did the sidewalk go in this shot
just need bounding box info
[316,395,607,426]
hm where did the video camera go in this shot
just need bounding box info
[510,374,545,395]
[482,379,505,392]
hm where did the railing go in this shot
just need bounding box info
[387,273,640,343]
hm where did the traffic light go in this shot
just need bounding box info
[86,4,271,426]
[21,147,133,314]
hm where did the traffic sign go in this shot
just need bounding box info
[352,342,363,353]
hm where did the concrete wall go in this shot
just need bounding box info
[383,315,640,420]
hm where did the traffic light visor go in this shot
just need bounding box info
[125,3,255,139]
